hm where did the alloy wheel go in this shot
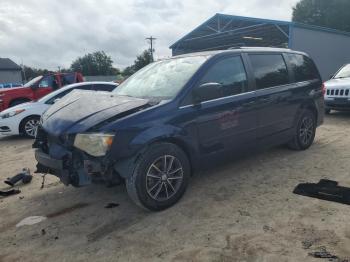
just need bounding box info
[299,116,314,145]
[146,155,184,201]
[24,119,40,137]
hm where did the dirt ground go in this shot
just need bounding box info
[1,113,350,262]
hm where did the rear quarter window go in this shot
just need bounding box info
[286,54,319,82]
[249,54,289,89]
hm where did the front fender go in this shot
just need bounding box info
[131,125,182,146]
[111,124,198,178]
[130,124,197,157]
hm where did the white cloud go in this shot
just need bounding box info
[0,0,299,70]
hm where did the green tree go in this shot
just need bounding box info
[122,49,153,77]
[122,66,136,77]
[134,50,153,71]
[21,66,52,82]
[292,0,350,32]
[70,51,120,76]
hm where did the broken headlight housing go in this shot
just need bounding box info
[73,133,114,157]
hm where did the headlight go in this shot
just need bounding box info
[73,133,114,157]
[1,109,25,119]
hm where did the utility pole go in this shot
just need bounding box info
[146,36,156,62]
[21,58,26,83]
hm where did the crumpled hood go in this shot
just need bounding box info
[42,90,150,136]
[324,78,350,88]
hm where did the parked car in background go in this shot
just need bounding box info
[0,82,118,138]
[0,83,23,89]
[324,64,350,114]
[34,48,324,211]
[0,72,84,112]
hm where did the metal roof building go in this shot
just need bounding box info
[0,58,22,86]
[170,13,350,80]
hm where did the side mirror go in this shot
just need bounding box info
[31,85,39,90]
[192,82,222,105]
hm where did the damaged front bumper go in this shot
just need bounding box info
[33,126,105,187]
[34,148,98,187]
[33,126,136,187]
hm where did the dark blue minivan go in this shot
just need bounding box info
[34,47,324,211]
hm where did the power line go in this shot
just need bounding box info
[146,36,156,62]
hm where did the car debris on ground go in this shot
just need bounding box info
[0,168,32,198]
[294,179,350,205]
[4,168,32,187]
[0,188,20,197]
[104,203,120,209]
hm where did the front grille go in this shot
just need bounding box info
[326,88,350,97]
[34,124,74,150]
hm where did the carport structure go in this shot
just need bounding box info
[170,13,350,80]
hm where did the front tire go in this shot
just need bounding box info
[288,109,316,151]
[20,116,40,138]
[126,142,190,211]
[325,108,331,114]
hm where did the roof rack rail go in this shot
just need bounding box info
[227,46,292,51]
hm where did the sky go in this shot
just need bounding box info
[0,0,299,70]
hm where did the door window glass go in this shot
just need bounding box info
[249,54,289,89]
[199,56,248,99]
[38,75,54,88]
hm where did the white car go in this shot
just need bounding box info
[324,64,350,114]
[0,81,118,138]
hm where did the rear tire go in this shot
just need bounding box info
[126,142,190,211]
[20,116,40,138]
[287,109,316,151]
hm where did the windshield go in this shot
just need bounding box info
[334,64,350,79]
[23,75,43,87]
[114,56,209,99]
[38,85,72,103]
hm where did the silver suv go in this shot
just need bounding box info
[324,64,350,114]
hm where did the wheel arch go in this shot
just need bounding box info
[114,136,197,180]
[148,137,196,174]
[298,100,318,123]
[19,114,41,134]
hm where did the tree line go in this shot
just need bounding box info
[22,49,152,81]
[292,0,350,32]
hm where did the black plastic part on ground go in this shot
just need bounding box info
[104,203,120,209]
[293,179,350,205]
[0,189,21,197]
[4,169,32,187]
